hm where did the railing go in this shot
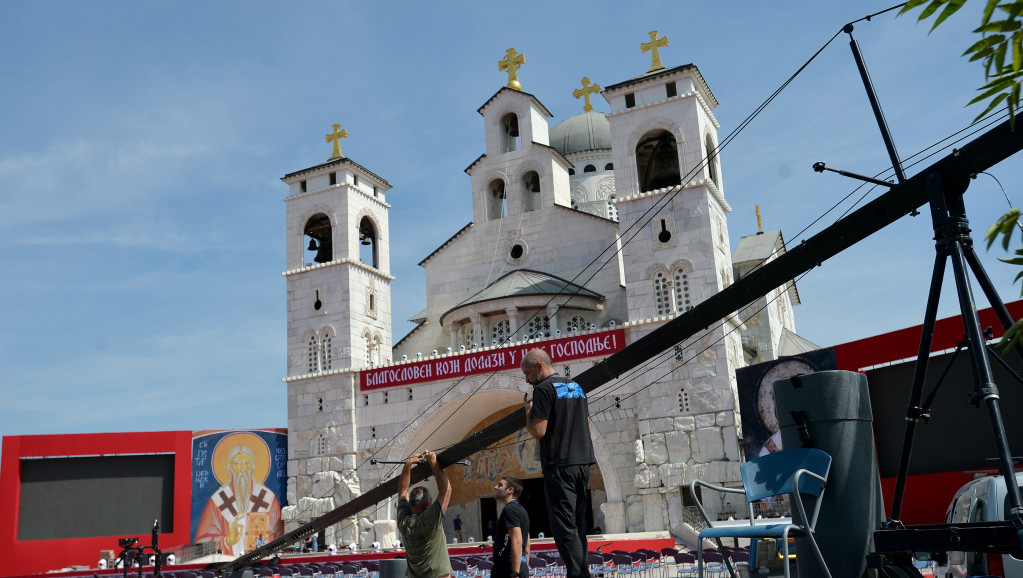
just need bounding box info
[171,541,218,563]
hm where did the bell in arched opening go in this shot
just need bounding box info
[304,213,333,264]
[636,131,682,192]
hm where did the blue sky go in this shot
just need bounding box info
[1,1,1020,439]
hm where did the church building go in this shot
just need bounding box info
[278,34,805,547]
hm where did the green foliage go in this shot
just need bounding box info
[983,208,1023,350]
[902,0,1023,122]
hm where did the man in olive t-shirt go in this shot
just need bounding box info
[397,450,454,578]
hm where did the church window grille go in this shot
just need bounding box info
[526,315,550,338]
[374,335,382,366]
[637,130,682,192]
[674,344,684,362]
[317,397,323,412]
[364,334,371,367]
[674,267,692,312]
[568,315,588,333]
[315,435,329,456]
[492,320,511,344]
[408,388,414,401]
[605,163,614,171]
[607,195,619,221]
[584,164,596,173]
[322,334,333,370]
[330,172,337,186]
[654,271,672,316]
[463,326,476,349]
[308,335,319,373]
[625,93,636,108]
[364,394,369,406]
[678,388,690,413]
[666,81,677,98]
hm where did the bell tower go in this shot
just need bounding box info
[602,34,745,490]
[281,124,393,377]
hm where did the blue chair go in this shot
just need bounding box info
[690,448,833,578]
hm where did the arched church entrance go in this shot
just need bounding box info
[395,389,609,542]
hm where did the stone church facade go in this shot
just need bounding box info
[279,47,802,547]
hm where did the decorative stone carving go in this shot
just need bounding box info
[595,177,616,201]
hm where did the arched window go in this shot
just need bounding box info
[373,335,382,366]
[604,162,614,171]
[636,130,682,192]
[322,333,333,370]
[487,180,507,220]
[654,270,672,316]
[500,113,520,153]
[491,319,511,344]
[706,134,719,188]
[673,265,693,313]
[359,217,378,268]
[568,168,576,176]
[522,171,541,212]
[307,335,319,373]
[304,214,333,264]
[583,164,596,173]
[463,324,476,349]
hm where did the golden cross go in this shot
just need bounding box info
[641,30,669,72]
[572,77,602,113]
[498,48,526,91]
[325,123,348,160]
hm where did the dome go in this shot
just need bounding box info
[550,112,611,156]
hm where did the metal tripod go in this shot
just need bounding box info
[884,170,1023,544]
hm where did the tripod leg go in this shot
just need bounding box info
[945,216,1023,543]
[962,243,1018,332]
[888,250,946,525]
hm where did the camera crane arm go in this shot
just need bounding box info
[219,116,1023,573]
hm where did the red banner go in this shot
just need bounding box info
[360,329,626,390]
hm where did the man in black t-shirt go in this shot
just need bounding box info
[522,348,595,578]
[492,476,530,578]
